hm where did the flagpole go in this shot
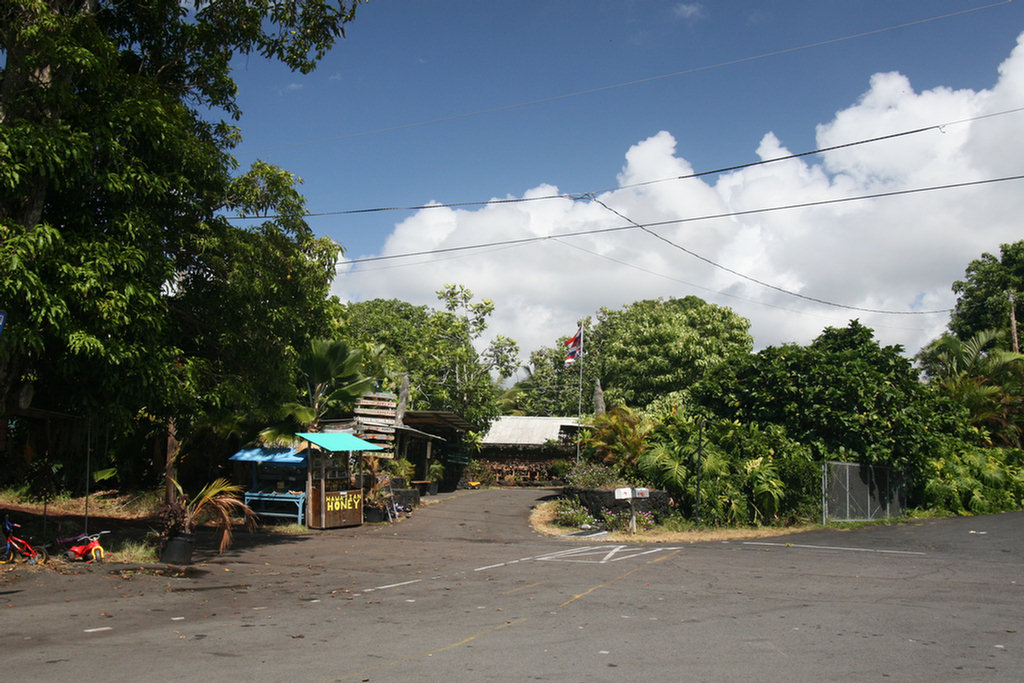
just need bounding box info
[575,324,583,463]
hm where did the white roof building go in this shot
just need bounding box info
[481,416,580,448]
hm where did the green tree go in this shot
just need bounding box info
[512,337,594,417]
[1,1,363,485]
[950,240,1024,345]
[582,405,652,481]
[262,338,375,438]
[590,297,752,409]
[340,286,519,428]
[917,329,1024,447]
[691,320,944,479]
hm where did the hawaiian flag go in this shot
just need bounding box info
[564,325,583,366]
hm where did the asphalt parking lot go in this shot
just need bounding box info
[2,488,1021,682]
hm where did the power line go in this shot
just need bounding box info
[250,0,1014,154]
[585,195,950,316]
[228,106,1024,220]
[339,172,1024,269]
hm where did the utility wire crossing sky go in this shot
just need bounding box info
[227,1,1024,359]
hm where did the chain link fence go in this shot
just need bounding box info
[822,461,904,524]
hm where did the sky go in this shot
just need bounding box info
[227,0,1024,369]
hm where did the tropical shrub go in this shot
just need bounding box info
[601,507,656,532]
[554,497,597,527]
[564,461,625,490]
[921,445,1024,514]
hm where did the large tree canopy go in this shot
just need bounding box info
[950,240,1024,345]
[590,296,753,410]
[1,1,362,483]
[340,286,519,429]
[690,320,958,476]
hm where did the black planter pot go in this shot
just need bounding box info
[161,534,195,564]
[363,506,387,523]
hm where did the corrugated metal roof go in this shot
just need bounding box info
[481,416,579,446]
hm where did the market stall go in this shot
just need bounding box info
[229,446,308,525]
[296,431,383,529]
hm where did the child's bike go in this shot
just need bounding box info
[58,529,110,563]
[1,514,48,564]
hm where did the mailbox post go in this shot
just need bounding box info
[614,486,649,534]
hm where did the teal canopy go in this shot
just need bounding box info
[296,432,383,452]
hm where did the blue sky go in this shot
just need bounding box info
[227,1,1024,362]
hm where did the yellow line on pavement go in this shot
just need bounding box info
[559,549,681,607]
[333,617,528,681]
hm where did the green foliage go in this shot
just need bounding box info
[464,459,496,486]
[389,458,416,482]
[638,410,817,525]
[600,507,656,532]
[582,405,652,480]
[692,321,941,477]
[1,0,363,486]
[564,461,625,490]
[950,240,1024,343]
[590,296,752,409]
[921,445,1024,515]
[917,329,1024,447]
[548,459,572,480]
[512,340,594,416]
[554,497,596,527]
[339,286,519,428]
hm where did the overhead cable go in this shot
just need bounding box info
[585,196,950,316]
[339,172,1024,269]
[229,106,1024,220]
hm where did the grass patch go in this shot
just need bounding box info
[264,522,312,535]
[0,487,163,519]
[108,538,159,564]
[529,500,819,543]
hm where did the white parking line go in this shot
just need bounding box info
[743,541,926,555]
[475,545,685,571]
[361,579,423,593]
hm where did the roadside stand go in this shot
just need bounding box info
[229,431,383,529]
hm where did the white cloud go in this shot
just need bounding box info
[278,82,304,96]
[673,3,705,22]
[333,33,1024,364]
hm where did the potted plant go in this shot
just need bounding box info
[158,478,257,564]
[427,460,445,495]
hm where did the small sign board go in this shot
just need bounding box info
[0,310,6,337]
[634,488,650,498]
[615,487,633,500]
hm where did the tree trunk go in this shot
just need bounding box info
[165,419,180,504]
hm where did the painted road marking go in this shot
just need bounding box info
[361,579,423,593]
[743,541,926,555]
[475,545,684,571]
[83,627,113,633]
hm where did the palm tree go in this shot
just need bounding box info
[261,338,376,440]
[583,405,652,479]
[162,478,257,553]
[924,330,1024,446]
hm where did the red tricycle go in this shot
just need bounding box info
[56,527,110,563]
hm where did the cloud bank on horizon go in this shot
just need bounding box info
[333,32,1024,363]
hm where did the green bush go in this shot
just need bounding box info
[601,507,656,532]
[554,496,596,527]
[564,461,625,490]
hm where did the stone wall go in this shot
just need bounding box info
[564,487,672,518]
